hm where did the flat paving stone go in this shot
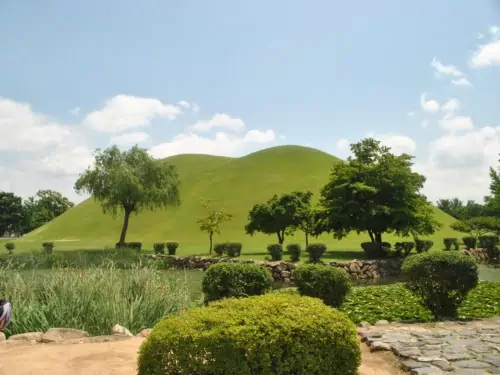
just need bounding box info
[358,317,500,375]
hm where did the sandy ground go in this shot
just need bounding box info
[0,338,403,375]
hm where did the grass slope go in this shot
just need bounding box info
[15,145,459,259]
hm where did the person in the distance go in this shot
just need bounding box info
[0,300,12,332]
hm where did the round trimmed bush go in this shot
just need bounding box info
[42,242,54,254]
[267,243,283,261]
[306,243,327,263]
[226,242,242,257]
[202,263,273,303]
[394,241,415,257]
[213,242,225,256]
[462,236,477,250]
[166,242,178,255]
[286,243,301,262]
[4,242,15,254]
[402,251,479,318]
[415,239,434,253]
[153,243,165,254]
[294,264,351,307]
[138,293,361,375]
[443,238,458,251]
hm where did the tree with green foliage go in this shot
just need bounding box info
[485,156,500,217]
[196,200,232,255]
[0,192,23,236]
[74,145,180,245]
[318,138,440,245]
[245,191,311,244]
[21,190,74,233]
[437,198,484,220]
[450,216,500,238]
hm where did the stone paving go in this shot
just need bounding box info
[358,317,500,375]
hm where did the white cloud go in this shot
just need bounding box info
[110,132,150,147]
[373,133,417,155]
[191,113,245,133]
[451,77,473,87]
[149,129,276,159]
[439,115,474,133]
[177,100,190,109]
[83,95,181,133]
[470,40,500,68]
[430,57,463,77]
[477,32,485,40]
[192,103,200,113]
[70,107,80,116]
[29,145,94,177]
[420,93,440,113]
[0,97,73,151]
[415,125,500,202]
[441,98,460,118]
[489,25,500,36]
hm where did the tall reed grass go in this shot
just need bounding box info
[0,260,200,337]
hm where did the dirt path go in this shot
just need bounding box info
[0,338,403,375]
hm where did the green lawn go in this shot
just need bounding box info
[5,145,461,259]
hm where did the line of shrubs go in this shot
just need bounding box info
[267,243,327,263]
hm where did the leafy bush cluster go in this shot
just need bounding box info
[415,239,434,253]
[394,241,415,257]
[201,263,272,304]
[443,237,459,251]
[213,242,242,257]
[294,264,351,307]
[463,236,477,249]
[306,243,327,263]
[138,293,361,375]
[4,242,15,255]
[266,244,283,261]
[285,243,301,262]
[166,242,178,255]
[153,243,165,254]
[42,242,54,254]
[478,235,499,258]
[402,251,478,317]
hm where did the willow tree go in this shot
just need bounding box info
[74,145,180,244]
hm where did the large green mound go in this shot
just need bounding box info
[19,145,459,257]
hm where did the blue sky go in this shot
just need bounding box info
[1,0,500,203]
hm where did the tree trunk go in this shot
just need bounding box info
[305,231,309,247]
[368,230,375,243]
[209,232,213,255]
[118,210,131,245]
[277,231,284,244]
[375,232,382,244]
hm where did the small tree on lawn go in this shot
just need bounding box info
[74,145,180,245]
[318,138,440,247]
[196,199,232,255]
[450,216,500,238]
[245,191,311,244]
[295,192,322,247]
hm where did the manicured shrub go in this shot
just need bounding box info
[153,243,165,255]
[4,242,15,255]
[267,244,283,261]
[128,242,142,251]
[402,251,478,317]
[138,293,361,375]
[226,242,242,257]
[478,235,499,258]
[443,238,459,251]
[213,242,225,256]
[166,242,178,256]
[462,236,477,249]
[394,241,415,257]
[360,242,388,258]
[294,264,351,307]
[202,263,273,303]
[286,243,301,262]
[42,242,54,254]
[415,239,433,253]
[306,243,327,263]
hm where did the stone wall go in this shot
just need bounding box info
[460,248,491,263]
[145,255,403,282]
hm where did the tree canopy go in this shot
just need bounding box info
[318,138,440,244]
[22,190,74,233]
[196,200,232,254]
[0,192,23,236]
[450,216,500,238]
[485,156,500,217]
[245,191,312,244]
[74,145,180,244]
[436,198,485,220]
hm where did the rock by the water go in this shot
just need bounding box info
[136,328,152,338]
[41,328,89,343]
[111,324,133,337]
[7,332,43,342]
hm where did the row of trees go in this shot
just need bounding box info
[0,190,74,237]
